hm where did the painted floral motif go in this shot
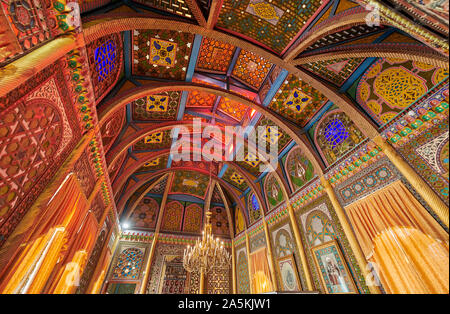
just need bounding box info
[356,58,449,125]
[230,172,245,185]
[265,173,284,210]
[285,146,315,191]
[144,132,164,143]
[147,95,169,112]
[244,152,261,167]
[285,89,312,113]
[149,38,177,67]
[261,126,282,145]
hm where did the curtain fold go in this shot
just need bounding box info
[0,173,95,294]
[345,180,449,294]
[249,248,273,293]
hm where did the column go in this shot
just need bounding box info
[320,177,381,294]
[287,204,314,291]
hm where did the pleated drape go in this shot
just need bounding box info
[345,180,449,294]
[249,248,273,293]
[0,173,92,293]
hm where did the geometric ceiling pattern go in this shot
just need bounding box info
[2,0,449,296]
[84,0,449,232]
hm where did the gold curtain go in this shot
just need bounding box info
[249,248,273,293]
[0,173,90,293]
[345,180,449,294]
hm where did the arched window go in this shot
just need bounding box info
[87,33,123,101]
[315,111,365,166]
[248,193,261,224]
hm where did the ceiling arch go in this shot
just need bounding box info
[116,166,250,226]
[107,120,296,175]
[84,15,381,139]
[113,148,270,214]
[293,43,449,68]
[98,81,337,173]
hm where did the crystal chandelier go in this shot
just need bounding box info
[183,210,231,274]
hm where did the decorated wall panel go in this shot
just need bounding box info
[334,152,447,228]
[231,50,272,89]
[263,173,284,211]
[206,263,232,294]
[129,196,160,229]
[146,242,198,294]
[73,149,97,198]
[182,203,203,233]
[100,107,125,153]
[248,193,262,225]
[249,229,266,253]
[76,226,109,294]
[196,37,236,73]
[302,58,365,87]
[235,244,251,293]
[161,200,184,232]
[268,217,306,291]
[0,61,81,245]
[234,206,245,235]
[356,58,449,125]
[134,0,194,19]
[109,241,150,282]
[397,121,449,205]
[210,206,230,237]
[170,170,210,198]
[284,146,315,193]
[0,0,77,64]
[268,74,328,127]
[294,194,370,294]
[381,83,449,205]
[131,91,181,121]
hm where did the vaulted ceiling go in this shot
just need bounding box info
[80,0,449,237]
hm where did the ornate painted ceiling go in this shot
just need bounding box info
[76,0,449,236]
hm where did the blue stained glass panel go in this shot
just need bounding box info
[251,194,259,211]
[324,118,349,148]
[94,39,117,82]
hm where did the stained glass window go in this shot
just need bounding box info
[112,248,144,279]
[324,118,349,148]
[251,194,259,211]
[94,39,117,82]
[315,111,365,166]
[248,193,262,224]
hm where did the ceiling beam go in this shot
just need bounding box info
[293,43,449,69]
[185,0,207,27]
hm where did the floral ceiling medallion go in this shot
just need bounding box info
[149,38,177,67]
[246,0,285,25]
[285,89,312,113]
